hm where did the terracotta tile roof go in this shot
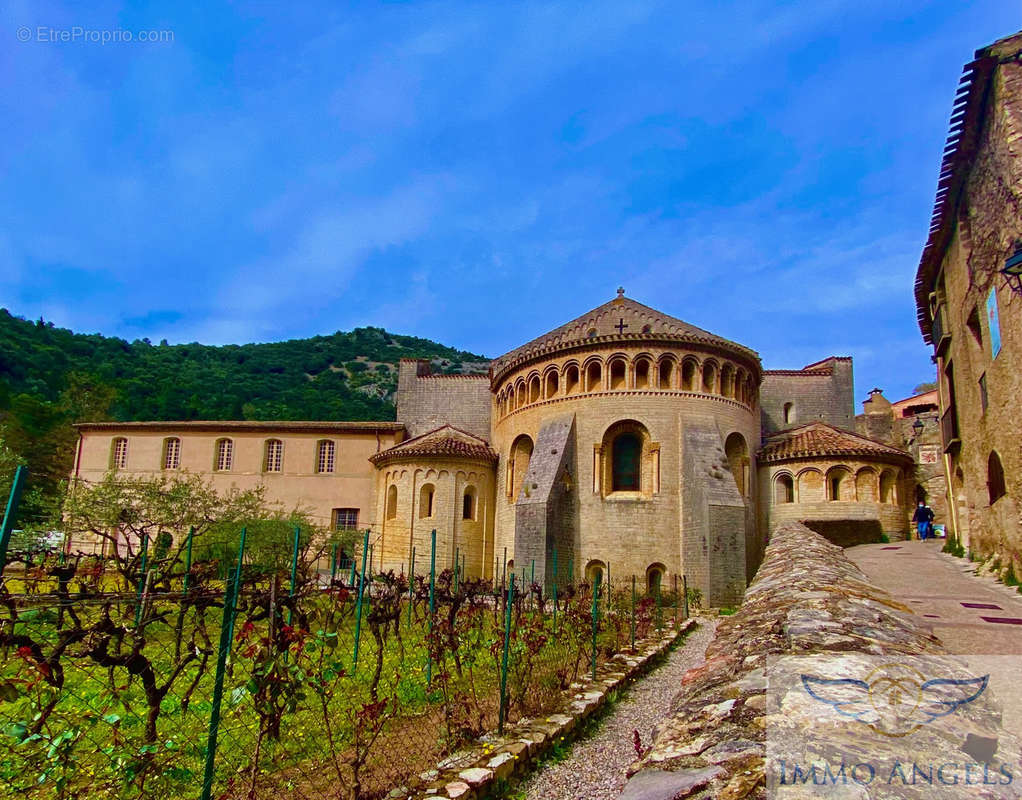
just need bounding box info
[490,294,760,383]
[758,422,913,464]
[369,425,497,465]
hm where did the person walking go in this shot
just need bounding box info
[912,501,935,540]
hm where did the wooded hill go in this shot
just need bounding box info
[0,308,488,521]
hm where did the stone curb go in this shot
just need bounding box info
[398,618,697,800]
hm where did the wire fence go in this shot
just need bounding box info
[0,469,696,800]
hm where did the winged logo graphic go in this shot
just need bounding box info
[801,662,988,737]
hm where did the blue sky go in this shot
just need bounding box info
[2,2,1019,402]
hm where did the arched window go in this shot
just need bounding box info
[775,474,795,503]
[545,370,559,398]
[564,364,580,394]
[659,358,675,390]
[215,438,233,472]
[317,440,335,473]
[724,432,749,495]
[264,439,283,472]
[635,358,651,389]
[463,487,476,520]
[879,470,897,504]
[529,374,541,403]
[506,386,515,412]
[681,359,697,391]
[516,380,526,408]
[508,435,534,500]
[585,360,602,392]
[827,466,852,501]
[162,437,180,470]
[783,402,795,425]
[585,560,605,586]
[855,468,877,502]
[646,564,665,594]
[702,361,717,394]
[612,432,641,491]
[721,364,735,398]
[798,468,824,503]
[111,437,128,469]
[386,485,398,519]
[988,451,1006,504]
[609,359,627,390]
[419,483,435,518]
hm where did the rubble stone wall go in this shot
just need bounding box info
[621,521,944,800]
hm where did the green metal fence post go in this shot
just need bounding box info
[199,568,238,800]
[407,546,416,626]
[330,541,338,585]
[683,574,690,619]
[551,548,558,630]
[287,526,300,627]
[591,572,601,681]
[427,529,437,684]
[225,528,246,646]
[352,528,371,670]
[134,532,150,629]
[568,556,573,586]
[182,526,195,593]
[655,579,663,634]
[454,546,460,595]
[0,465,27,573]
[498,574,515,735]
[630,574,636,650]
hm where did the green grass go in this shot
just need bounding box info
[0,580,635,800]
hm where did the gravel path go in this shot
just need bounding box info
[516,619,718,800]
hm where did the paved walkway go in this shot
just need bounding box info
[518,619,717,800]
[847,539,1022,654]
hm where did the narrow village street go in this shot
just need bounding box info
[847,539,1022,654]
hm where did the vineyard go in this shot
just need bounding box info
[0,469,689,800]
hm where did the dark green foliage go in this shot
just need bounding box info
[0,308,487,523]
[0,309,486,424]
[942,535,966,559]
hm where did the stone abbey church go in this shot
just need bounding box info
[74,292,918,606]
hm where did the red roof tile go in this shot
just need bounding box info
[369,425,497,465]
[758,422,913,464]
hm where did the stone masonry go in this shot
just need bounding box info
[620,521,1022,799]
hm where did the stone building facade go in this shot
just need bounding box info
[72,292,916,606]
[757,422,915,546]
[914,30,1022,563]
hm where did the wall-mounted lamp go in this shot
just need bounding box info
[1002,242,1022,294]
[912,417,925,437]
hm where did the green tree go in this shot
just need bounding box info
[62,472,271,586]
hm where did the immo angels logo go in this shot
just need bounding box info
[801,662,989,738]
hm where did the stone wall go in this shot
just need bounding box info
[926,48,1022,564]
[395,359,492,441]
[759,357,854,435]
[621,521,948,799]
[757,456,912,542]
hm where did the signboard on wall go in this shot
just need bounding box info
[918,444,940,465]
[988,287,1002,358]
